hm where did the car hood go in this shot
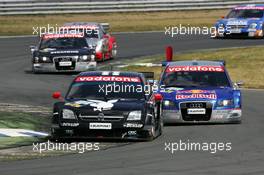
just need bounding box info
[86,38,100,47]
[63,99,145,114]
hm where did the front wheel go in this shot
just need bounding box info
[31,64,37,74]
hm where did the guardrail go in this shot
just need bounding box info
[0,0,263,15]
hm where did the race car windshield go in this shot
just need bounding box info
[66,82,146,100]
[227,9,263,18]
[162,71,230,88]
[65,29,99,38]
[40,37,88,49]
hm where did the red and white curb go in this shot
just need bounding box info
[0,129,48,137]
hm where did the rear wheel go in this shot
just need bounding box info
[110,44,117,59]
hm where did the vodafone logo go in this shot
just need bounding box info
[61,25,99,30]
[43,34,84,39]
[75,76,141,83]
[166,66,224,72]
[235,7,264,10]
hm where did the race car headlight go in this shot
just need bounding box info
[34,57,39,63]
[163,100,175,107]
[91,54,95,61]
[249,23,257,29]
[42,56,48,61]
[39,56,51,63]
[127,111,142,121]
[79,55,90,61]
[62,109,76,119]
[218,23,225,28]
[217,99,234,107]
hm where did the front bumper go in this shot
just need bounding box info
[33,61,97,72]
[216,29,263,38]
[51,122,154,140]
[163,109,242,124]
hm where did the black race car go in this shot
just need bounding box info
[30,33,96,73]
[51,71,163,140]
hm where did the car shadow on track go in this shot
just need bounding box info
[24,69,80,75]
[47,137,151,143]
[164,122,241,127]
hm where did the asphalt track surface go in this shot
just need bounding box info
[0,32,264,175]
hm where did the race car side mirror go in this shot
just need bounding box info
[103,34,109,39]
[234,81,244,88]
[52,91,62,99]
[30,45,37,53]
[147,79,157,86]
[154,94,163,102]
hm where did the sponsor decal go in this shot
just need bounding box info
[123,123,143,128]
[60,25,98,30]
[50,50,79,54]
[127,131,137,136]
[166,66,224,72]
[75,76,141,83]
[176,93,217,100]
[226,20,248,26]
[61,123,79,127]
[176,90,215,94]
[89,123,112,130]
[65,103,82,108]
[187,108,206,115]
[43,33,83,39]
[161,87,184,93]
[65,99,118,112]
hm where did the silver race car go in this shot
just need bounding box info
[61,22,117,61]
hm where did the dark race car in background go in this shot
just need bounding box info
[61,22,117,61]
[51,71,163,140]
[30,33,96,73]
[158,60,242,124]
[214,4,264,38]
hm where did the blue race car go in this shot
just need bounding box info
[158,60,242,124]
[214,4,264,38]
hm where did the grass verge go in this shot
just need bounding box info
[0,111,50,149]
[121,46,264,89]
[0,10,227,36]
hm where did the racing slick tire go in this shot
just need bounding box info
[110,44,117,59]
[31,65,38,74]
[147,109,163,141]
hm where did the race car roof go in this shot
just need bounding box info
[166,60,224,67]
[79,71,143,78]
[234,4,264,10]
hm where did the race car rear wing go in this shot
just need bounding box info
[140,72,157,86]
[140,72,154,79]
[161,60,226,67]
[214,60,226,66]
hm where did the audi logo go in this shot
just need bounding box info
[189,103,203,108]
